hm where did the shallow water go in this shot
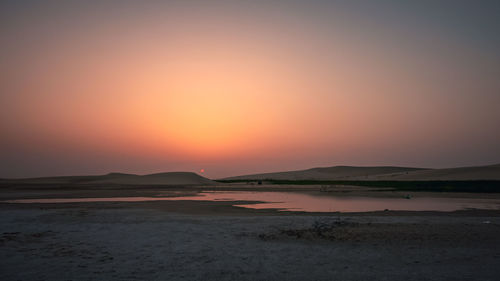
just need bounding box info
[3,191,500,212]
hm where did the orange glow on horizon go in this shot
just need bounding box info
[1,1,499,178]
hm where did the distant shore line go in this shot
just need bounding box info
[216,179,500,193]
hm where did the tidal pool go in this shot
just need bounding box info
[3,191,500,212]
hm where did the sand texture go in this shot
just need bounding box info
[1,207,499,281]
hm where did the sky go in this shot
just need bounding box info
[1,0,500,179]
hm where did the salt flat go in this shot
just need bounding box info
[1,195,500,281]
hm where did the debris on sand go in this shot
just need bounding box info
[258,219,360,241]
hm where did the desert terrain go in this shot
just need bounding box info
[223,163,500,181]
[1,165,500,280]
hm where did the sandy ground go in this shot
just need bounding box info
[1,186,500,280]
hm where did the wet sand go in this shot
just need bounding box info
[1,184,500,280]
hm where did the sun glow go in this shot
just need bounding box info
[2,1,499,178]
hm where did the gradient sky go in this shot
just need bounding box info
[1,0,500,178]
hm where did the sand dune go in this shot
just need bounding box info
[224,166,426,181]
[3,164,499,185]
[0,172,215,186]
[94,172,216,185]
[224,164,500,181]
[369,164,500,181]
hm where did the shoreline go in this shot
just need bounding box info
[1,184,500,280]
[1,185,499,216]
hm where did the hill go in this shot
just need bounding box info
[222,164,500,181]
[0,172,215,186]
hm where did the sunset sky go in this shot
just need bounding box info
[1,0,500,178]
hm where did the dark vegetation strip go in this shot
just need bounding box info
[215,180,500,193]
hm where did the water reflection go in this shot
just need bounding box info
[3,191,499,212]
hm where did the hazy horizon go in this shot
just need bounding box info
[2,0,500,179]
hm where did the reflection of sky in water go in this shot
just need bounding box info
[3,192,500,213]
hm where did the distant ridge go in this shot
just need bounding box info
[222,164,500,181]
[0,172,215,186]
